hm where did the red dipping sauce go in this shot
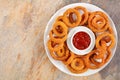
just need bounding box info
[73,32,91,50]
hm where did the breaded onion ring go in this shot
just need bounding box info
[56,46,65,57]
[63,8,81,27]
[84,50,105,69]
[96,32,115,49]
[49,30,67,43]
[63,52,75,65]
[67,57,88,73]
[74,6,89,25]
[88,11,109,32]
[52,21,68,37]
[47,39,63,52]
[93,40,107,59]
[49,44,70,60]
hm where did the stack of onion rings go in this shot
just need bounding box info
[88,11,109,32]
[47,6,116,74]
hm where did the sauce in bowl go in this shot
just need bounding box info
[73,32,91,50]
[67,26,95,55]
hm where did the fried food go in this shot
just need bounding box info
[48,42,70,60]
[84,50,105,69]
[47,6,116,74]
[63,52,75,65]
[63,8,81,27]
[47,39,64,52]
[67,57,88,73]
[88,11,109,32]
[96,32,115,49]
[74,6,89,25]
[52,21,68,37]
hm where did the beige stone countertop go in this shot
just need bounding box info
[0,0,120,80]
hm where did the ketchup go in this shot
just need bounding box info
[73,32,91,50]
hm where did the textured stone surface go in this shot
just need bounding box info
[0,0,119,80]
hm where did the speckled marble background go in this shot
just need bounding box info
[0,0,120,80]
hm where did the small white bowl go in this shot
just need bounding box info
[67,26,95,55]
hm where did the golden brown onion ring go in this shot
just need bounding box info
[67,57,88,73]
[88,11,109,32]
[49,44,70,60]
[63,8,81,27]
[56,46,65,57]
[84,50,105,69]
[47,39,63,52]
[52,21,68,37]
[94,40,107,59]
[63,52,75,65]
[74,6,89,25]
[49,30,67,43]
[92,16,106,29]
[96,32,115,50]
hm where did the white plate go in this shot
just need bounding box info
[44,3,118,76]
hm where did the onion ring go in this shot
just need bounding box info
[71,58,84,70]
[49,43,70,60]
[90,48,112,67]
[96,32,115,50]
[67,57,88,73]
[52,21,68,37]
[56,46,65,57]
[92,16,106,29]
[88,11,109,32]
[63,8,81,27]
[74,6,89,25]
[84,50,105,69]
[93,40,107,59]
[49,30,67,43]
[63,52,75,65]
[47,39,63,52]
